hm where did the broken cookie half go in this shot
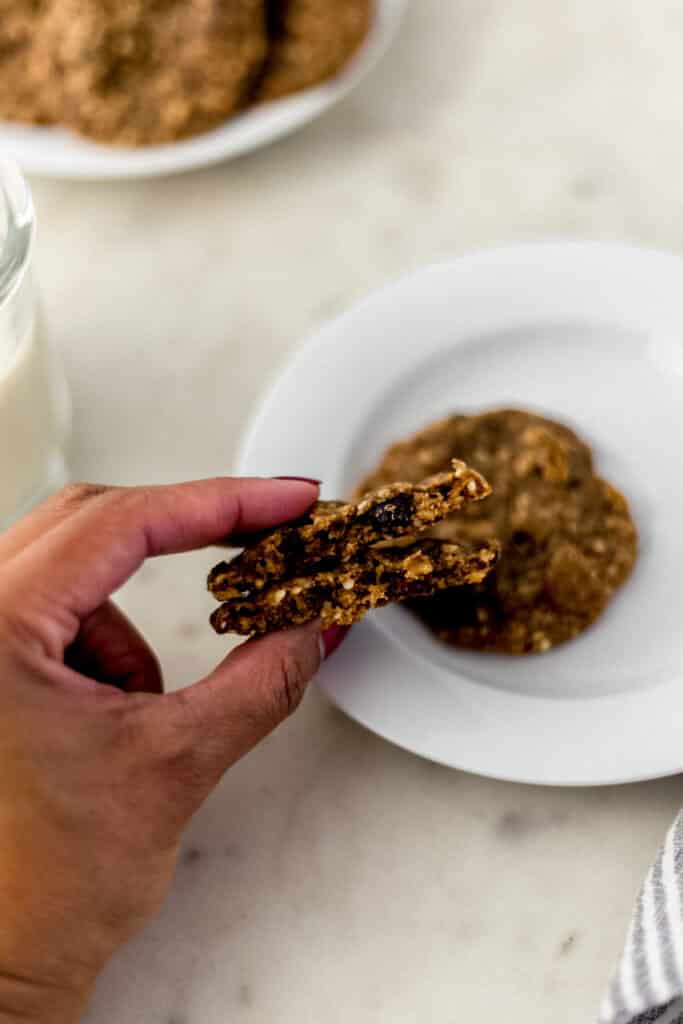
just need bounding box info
[208,459,499,636]
[212,539,500,635]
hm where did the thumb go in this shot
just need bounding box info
[162,622,324,793]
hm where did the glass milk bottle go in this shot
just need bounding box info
[0,163,70,529]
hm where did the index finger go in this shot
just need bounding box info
[2,477,318,651]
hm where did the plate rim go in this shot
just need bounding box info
[314,621,683,789]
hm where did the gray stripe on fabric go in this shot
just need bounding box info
[671,814,683,992]
[608,966,630,1022]
[673,811,683,883]
[628,1002,676,1023]
[632,887,656,1007]
[652,850,679,992]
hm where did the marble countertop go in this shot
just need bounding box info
[27,1,683,1020]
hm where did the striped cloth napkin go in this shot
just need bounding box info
[600,811,683,1024]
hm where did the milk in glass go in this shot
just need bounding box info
[0,164,70,528]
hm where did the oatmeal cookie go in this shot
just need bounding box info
[42,0,267,145]
[357,409,638,654]
[208,459,490,601]
[211,538,500,635]
[0,0,55,124]
[256,0,371,101]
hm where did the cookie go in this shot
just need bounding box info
[0,0,55,124]
[208,459,491,601]
[357,409,638,654]
[41,0,267,146]
[256,0,371,101]
[0,0,372,143]
[211,538,500,635]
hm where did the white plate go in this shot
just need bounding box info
[0,0,405,180]
[238,242,683,786]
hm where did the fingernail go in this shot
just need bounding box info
[320,625,350,660]
[273,476,321,485]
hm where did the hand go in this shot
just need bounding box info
[0,477,343,1023]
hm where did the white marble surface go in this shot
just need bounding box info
[23,1,683,1020]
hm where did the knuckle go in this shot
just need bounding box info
[0,603,36,658]
[268,651,310,722]
[104,486,155,521]
[100,486,140,511]
[80,487,155,540]
[0,585,67,662]
[58,481,112,511]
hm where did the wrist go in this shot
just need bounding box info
[0,968,93,1024]
[0,863,104,1024]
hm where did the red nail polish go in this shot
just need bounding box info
[273,475,321,485]
[321,625,350,659]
